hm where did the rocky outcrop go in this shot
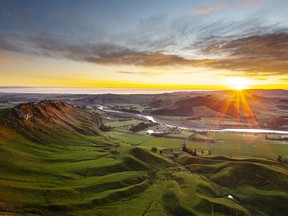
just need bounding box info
[3,100,107,137]
[10,103,35,121]
[6,100,74,123]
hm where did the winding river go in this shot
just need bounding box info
[97,105,288,135]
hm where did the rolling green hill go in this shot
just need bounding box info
[0,101,287,215]
[152,96,239,117]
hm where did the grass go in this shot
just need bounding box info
[0,109,9,121]
[205,131,288,159]
[0,120,288,215]
[112,129,287,160]
[112,133,152,145]
[0,103,15,110]
[0,125,172,214]
[107,103,146,112]
[210,142,277,159]
[208,132,265,143]
[103,119,142,128]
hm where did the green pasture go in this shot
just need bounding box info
[0,120,287,215]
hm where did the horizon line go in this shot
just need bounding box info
[0,86,287,90]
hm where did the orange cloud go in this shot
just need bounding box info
[192,3,234,14]
[0,55,9,64]
[192,0,263,14]
[244,0,264,7]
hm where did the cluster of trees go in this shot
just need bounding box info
[130,122,157,132]
[181,143,210,156]
[150,147,162,154]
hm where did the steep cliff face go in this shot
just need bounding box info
[2,100,107,138]
[7,100,75,122]
[12,104,34,121]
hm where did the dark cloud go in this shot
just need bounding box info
[200,33,288,75]
[202,33,288,61]
[1,31,288,77]
[0,34,201,67]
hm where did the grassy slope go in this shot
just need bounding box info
[0,125,171,215]
[0,104,288,215]
[183,156,288,216]
[1,126,288,216]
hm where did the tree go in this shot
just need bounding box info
[193,149,197,156]
[151,147,157,152]
[181,143,188,152]
[277,155,282,162]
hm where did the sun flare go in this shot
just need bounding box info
[227,77,250,90]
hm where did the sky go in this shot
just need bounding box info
[0,0,287,90]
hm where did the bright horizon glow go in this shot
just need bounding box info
[0,87,214,94]
[227,77,251,90]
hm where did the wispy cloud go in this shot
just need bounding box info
[0,34,201,67]
[1,25,287,77]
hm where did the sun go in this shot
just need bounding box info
[227,77,250,90]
